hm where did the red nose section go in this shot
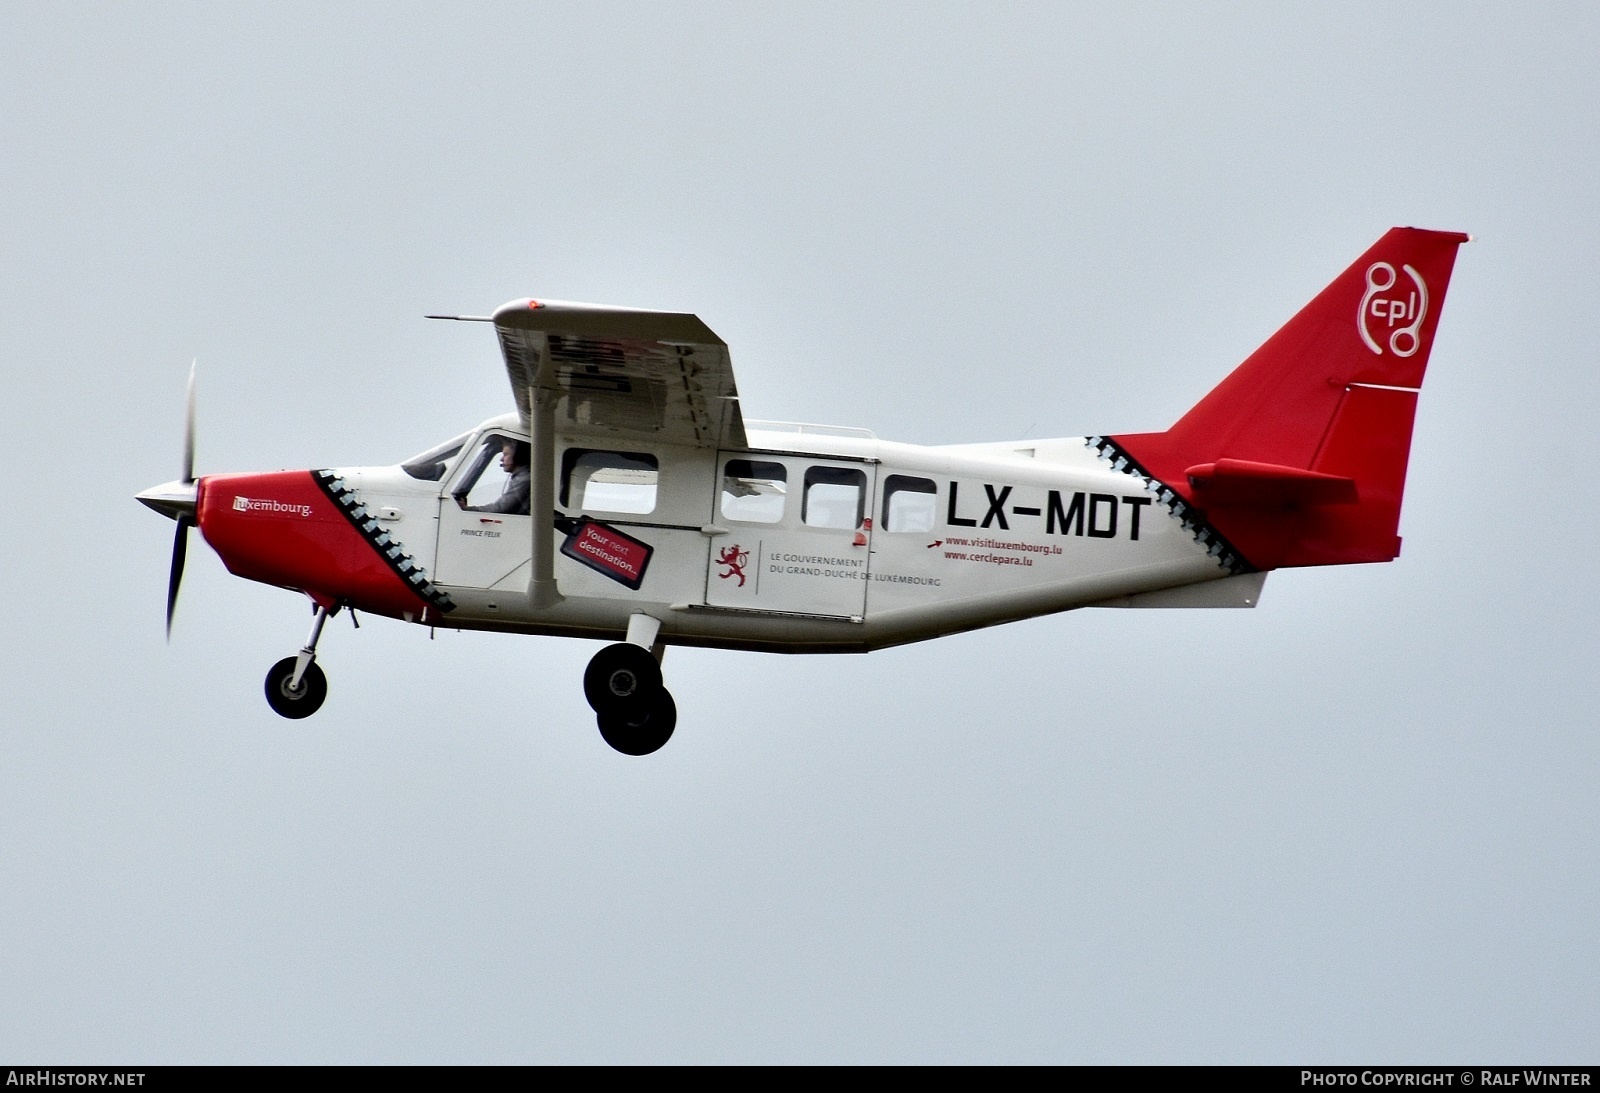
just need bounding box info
[196,470,452,621]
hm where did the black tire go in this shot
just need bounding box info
[264,656,328,719]
[597,689,677,756]
[583,642,663,714]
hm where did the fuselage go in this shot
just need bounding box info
[192,413,1253,654]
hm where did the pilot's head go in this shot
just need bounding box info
[500,439,531,471]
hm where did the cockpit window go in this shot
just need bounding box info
[401,432,471,481]
[452,434,531,515]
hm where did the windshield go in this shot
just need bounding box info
[400,432,471,481]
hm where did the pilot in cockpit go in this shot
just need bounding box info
[461,439,531,516]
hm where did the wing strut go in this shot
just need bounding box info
[527,383,564,609]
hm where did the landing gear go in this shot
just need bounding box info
[264,603,333,719]
[583,642,663,714]
[264,656,328,718]
[585,616,675,754]
[597,688,677,756]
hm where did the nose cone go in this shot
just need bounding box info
[137,478,199,522]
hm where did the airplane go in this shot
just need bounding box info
[137,226,1469,755]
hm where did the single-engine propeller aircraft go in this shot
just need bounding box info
[138,227,1468,754]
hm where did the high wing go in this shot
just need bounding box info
[491,298,746,451]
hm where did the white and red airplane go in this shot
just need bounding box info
[138,227,1468,754]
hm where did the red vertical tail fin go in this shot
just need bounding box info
[1105,227,1469,570]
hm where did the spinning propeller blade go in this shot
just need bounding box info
[181,359,196,485]
[167,517,190,640]
[166,363,197,639]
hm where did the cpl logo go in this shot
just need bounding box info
[1359,261,1428,357]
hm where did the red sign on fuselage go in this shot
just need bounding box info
[560,519,654,591]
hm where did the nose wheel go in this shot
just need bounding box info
[584,640,675,755]
[264,603,334,719]
[265,657,328,718]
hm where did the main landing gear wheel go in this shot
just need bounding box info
[584,642,675,755]
[597,689,677,756]
[264,656,327,719]
[583,642,664,715]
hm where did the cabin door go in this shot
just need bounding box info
[705,453,875,619]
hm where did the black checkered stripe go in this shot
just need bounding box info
[312,470,456,612]
[1086,437,1254,576]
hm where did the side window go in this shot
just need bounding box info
[562,449,658,514]
[882,475,937,533]
[453,433,530,514]
[721,459,787,524]
[802,466,866,529]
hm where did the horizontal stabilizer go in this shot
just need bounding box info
[1184,459,1358,507]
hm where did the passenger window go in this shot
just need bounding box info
[802,466,866,529]
[882,475,937,533]
[721,459,787,524]
[562,449,658,514]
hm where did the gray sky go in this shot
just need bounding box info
[3,2,1597,1063]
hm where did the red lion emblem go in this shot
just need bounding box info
[716,544,751,587]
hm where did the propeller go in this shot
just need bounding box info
[167,514,189,639]
[164,363,197,639]
[181,359,196,486]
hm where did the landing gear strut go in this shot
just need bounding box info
[584,614,675,755]
[264,603,333,719]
